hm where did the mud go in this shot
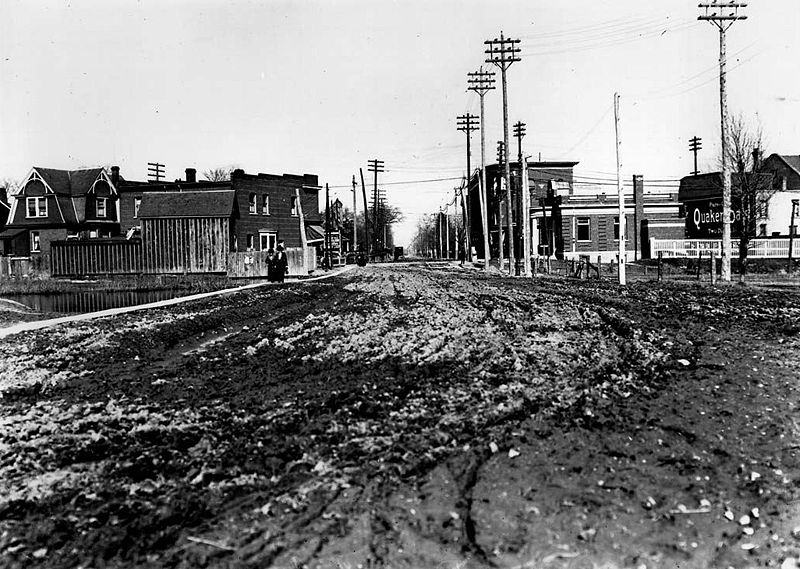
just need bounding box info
[1,265,799,568]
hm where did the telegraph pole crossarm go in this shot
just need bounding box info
[486,31,522,275]
[689,136,703,176]
[468,66,496,271]
[699,1,747,282]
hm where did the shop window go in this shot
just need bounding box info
[576,217,590,242]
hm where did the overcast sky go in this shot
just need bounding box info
[1,0,798,246]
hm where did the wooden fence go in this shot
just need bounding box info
[50,241,143,276]
[227,247,316,278]
[141,218,231,274]
[651,238,793,259]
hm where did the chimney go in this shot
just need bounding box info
[185,168,196,183]
[751,148,760,172]
[111,166,120,185]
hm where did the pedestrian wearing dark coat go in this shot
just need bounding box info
[273,244,288,283]
[266,248,276,282]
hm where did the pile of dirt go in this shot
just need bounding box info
[0,266,799,568]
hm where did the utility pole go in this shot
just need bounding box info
[325,183,331,269]
[367,159,384,257]
[467,66,496,271]
[513,121,526,275]
[522,154,532,277]
[351,175,358,253]
[359,168,370,260]
[147,162,165,182]
[454,186,461,261]
[789,199,799,274]
[457,113,479,262]
[445,204,450,259]
[496,141,506,268]
[689,136,703,176]
[614,93,626,286]
[486,31,521,276]
[699,1,747,283]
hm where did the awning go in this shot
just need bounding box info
[305,224,325,244]
[0,228,26,240]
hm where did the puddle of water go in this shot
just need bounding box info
[1,289,193,315]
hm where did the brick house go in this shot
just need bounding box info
[1,167,120,258]
[229,169,322,252]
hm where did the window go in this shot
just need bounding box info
[576,217,590,242]
[613,216,627,241]
[249,193,257,214]
[262,195,270,215]
[30,231,41,252]
[246,234,255,251]
[290,196,298,216]
[134,197,142,218]
[96,197,107,218]
[259,232,277,251]
[759,224,767,237]
[26,197,47,218]
[89,229,98,239]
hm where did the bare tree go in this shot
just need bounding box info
[202,166,238,182]
[723,115,777,278]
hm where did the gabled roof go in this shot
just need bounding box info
[777,155,800,176]
[33,167,105,196]
[137,190,236,219]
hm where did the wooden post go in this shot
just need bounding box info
[295,188,308,274]
[522,154,532,277]
[657,251,663,282]
[697,251,703,280]
[596,255,601,280]
[711,252,717,285]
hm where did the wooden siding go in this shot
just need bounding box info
[142,218,230,274]
[227,247,316,278]
[51,241,143,276]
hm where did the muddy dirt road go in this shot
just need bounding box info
[1,264,799,568]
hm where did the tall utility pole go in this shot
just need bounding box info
[351,175,358,253]
[496,141,506,267]
[699,1,747,283]
[457,113,479,262]
[359,168,370,259]
[513,121,526,274]
[689,136,703,176]
[454,185,460,259]
[486,31,521,276]
[521,154,532,277]
[614,93,626,286]
[325,183,331,269]
[467,66,495,271]
[367,159,384,256]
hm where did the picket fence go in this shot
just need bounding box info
[651,238,793,259]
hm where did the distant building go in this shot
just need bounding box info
[469,161,682,261]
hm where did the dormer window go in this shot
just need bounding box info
[96,197,107,218]
[26,197,47,218]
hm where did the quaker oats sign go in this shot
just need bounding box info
[685,199,742,239]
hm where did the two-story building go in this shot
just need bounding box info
[2,167,120,258]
